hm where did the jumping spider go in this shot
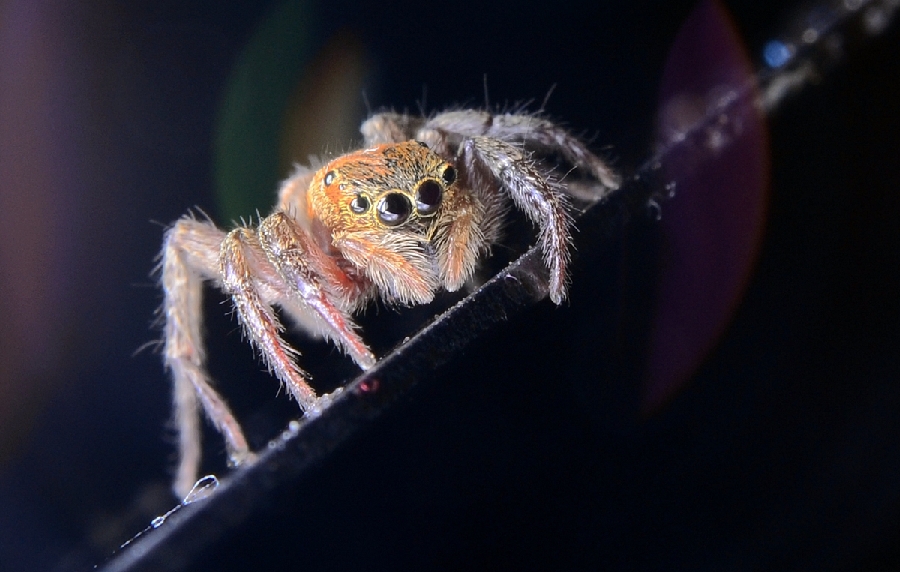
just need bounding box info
[160,109,620,496]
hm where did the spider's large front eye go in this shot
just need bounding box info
[350,193,370,214]
[415,179,442,216]
[376,192,412,226]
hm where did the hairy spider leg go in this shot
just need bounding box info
[424,111,622,191]
[220,226,321,410]
[162,212,380,496]
[256,211,375,368]
[459,136,574,304]
[161,218,255,497]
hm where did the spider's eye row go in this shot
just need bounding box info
[415,179,443,216]
[376,193,412,227]
[349,193,370,214]
[324,170,336,186]
[441,165,457,186]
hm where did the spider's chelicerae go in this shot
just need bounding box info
[160,109,620,496]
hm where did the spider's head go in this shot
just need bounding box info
[307,141,457,238]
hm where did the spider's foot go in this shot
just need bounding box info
[304,387,345,419]
[358,350,377,370]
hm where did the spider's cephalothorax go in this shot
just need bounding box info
[160,109,619,496]
[291,140,493,308]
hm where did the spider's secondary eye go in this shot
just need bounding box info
[350,194,370,214]
[415,140,429,148]
[415,179,443,215]
[376,193,412,226]
[324,170,336,186]
[441,165,457,186]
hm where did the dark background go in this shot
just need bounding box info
[1,0,899,570]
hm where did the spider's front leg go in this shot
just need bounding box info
[255,212,376,369]
[459,136,574,304]
[219,216,376,409]
[219,227,320,409]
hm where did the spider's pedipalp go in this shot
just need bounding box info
[429,175,490,292]
[332,229,439,305]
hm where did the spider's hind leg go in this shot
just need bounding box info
[426,110,621,191]
[360,112,426,146]
[488,113,621,191]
